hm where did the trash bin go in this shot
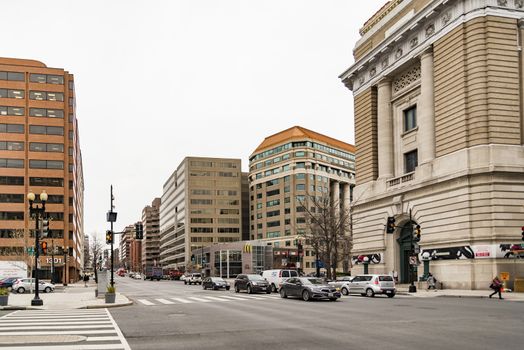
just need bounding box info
[514,278,524,292]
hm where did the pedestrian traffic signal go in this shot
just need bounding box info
[191,254,195,262]
[106,230,113,244]
[42,219,49,238]
[41,241,48,255]
[135,222,143,239]
[386,217,396,233]
[414,225,421,242]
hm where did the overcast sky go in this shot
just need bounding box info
[2,0,385,242]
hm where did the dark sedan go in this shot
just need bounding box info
[202,277,230,291]
[234,274,271,294]
[0,277,18,290]
[280,277,341,301]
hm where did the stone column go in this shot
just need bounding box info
[330,180,340,215]
[342,183,350,215]
[419,48,436,163]
[519,20,524,145]
[377,79,394,178]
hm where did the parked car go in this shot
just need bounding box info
[12,278,55,294]
[262,269,299,292]
[234,274,271,294]
[185,273,202,285]
[202,277,230,290]
[168,269,184,280]
[345,274,396,297]
[180,274,186,282]
[133,273,142,280]
[280,277,340,301]
[0,277,18,291]
[328,276,354,296]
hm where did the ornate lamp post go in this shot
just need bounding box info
[27,190,48,306]
[422,251,431,280]
[363,256,369,274]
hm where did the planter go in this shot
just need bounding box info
[0,295,8,306]
[105,292,116,304]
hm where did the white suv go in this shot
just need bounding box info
[13,278,55,294]
[345,274,396,297]
[184,273,202,285]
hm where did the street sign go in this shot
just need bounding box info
[500,272,510,281]
[409,256,417,265]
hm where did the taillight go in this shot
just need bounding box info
[279,271,282,277]
[374,278,379,285]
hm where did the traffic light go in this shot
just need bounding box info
[106,230,113,244]
[135,223,143,239]
[521,226,524,241]
[42,219,49,238]
[297,241,303,256]
[386,217,396,233]
[414,225,421,242]
[41,241,48,255]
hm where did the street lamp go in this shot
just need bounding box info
[27,190,48,306]
[363,256,369,274]
[422,252,431,280]
[106,185,117,288]
[408,209,417,293]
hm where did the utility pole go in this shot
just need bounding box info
[107,185,117,288]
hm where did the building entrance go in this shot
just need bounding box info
[397,221,417,284]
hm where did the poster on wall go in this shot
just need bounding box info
[420,243,524,261]
[351,253,383,265]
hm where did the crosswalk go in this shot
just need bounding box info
[136,292,282,306]
[0,309,131,349]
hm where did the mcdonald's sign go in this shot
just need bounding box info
[243,244,252,253]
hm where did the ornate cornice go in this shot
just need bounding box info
[340,0,524,96]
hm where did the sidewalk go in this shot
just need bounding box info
[0,281,132,310]
[397,287,524,301]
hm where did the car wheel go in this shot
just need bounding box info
[271,284,277,293]
[266,289,271,294]
[302,290,311,301]
[226,286,230,291]
[247,285,252,294]
[280,288,287,298]
[235,285,240,293]
[17,287,25,294]
[387,293,396,298]
[360,293,366,297]
[213,286,218,290]
[184,281,187,285]
[341,287,349,296]
[329,298,337,301]
[44,287,52,293]
[366,288,375,297]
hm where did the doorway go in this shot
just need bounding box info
[397,221,416,284]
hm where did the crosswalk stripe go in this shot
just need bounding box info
[203,296,232,302]
[156,298,175,304]
[170,297,194,304]
[231,294,265,299]
[86,336,121,342]
[138,299,155,305]
[188,297,212,302]
[0,325,115,331]
[219,295,250,301]
[0,321,112,326]
[0,330,118,336]
[0,345,125,350]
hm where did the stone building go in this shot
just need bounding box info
[340,0,524,289]
[141,198,161,271]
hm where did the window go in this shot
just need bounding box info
[30,74,47,83]
[0,194,24,203]
[0,141,23,151]
[190,199,213,205]
[296,162,305,169]
[295,173,305,180]
[29,125,64,136]
[295,151,305,157]
[30,177,63,187]
[266,189,280,197]
[29,108,64,118]
[0,176,23,186]
[0,71,24,81]
[266,199,280,207]
[0,212,24,220]
[404,150,418,173]
[29,160,64,169]
[0,159,24,168]
[29,91,64,101]
[29,143,64,152]
[296,217,306,224]
[296,184,305,191]
[267,210,280,217]
[404,105,417,132]
[0,106,25,116]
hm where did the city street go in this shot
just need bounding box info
[110,277,524,350]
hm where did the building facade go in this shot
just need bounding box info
[0,57,84,284]
[248,126,355,275]
[119,225,132,271]
[340,0,524,289]
[141,197,161,271]
[159,157,244,271]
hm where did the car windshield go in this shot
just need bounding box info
[300,278,324,285]
[247,275,265,281]
[379,276,393,281]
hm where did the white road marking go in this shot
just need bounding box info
[219,295,250,301]
[203,296,232,302]
[138,299,155,305]
[156,298,175,304]
[188,297,212,302]
[170,297,194,303]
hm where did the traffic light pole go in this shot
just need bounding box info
[28,199,46,306]
[409,209,417,293]
[110,185,114,288]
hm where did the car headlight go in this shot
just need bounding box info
[251,282,258,285]
[312,288,324,293]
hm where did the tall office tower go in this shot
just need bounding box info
[159,157,243,273]
[249,126,355,274]
[340,0,524,288]
[141,197,161,271]
[0,57,84,283]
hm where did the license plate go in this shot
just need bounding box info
[261,287,266,290]
[385,290,392,294]
[328,293,333,297]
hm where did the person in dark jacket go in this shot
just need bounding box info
[489,276,503,299]
[83,273,89,287]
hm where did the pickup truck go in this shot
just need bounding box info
[184,273,202,285]
[143,266,162,281]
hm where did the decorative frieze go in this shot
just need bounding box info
[393,64,421,94]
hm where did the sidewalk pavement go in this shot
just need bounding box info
[0,281,132,310]
[397,287,524,301]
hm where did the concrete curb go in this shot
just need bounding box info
[84,301,134,309]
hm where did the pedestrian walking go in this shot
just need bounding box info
[489,276,503,299]
[393,270,398,283]
[427,273,437,290]
[83,273,89,287]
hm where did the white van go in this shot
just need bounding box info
[262,269,299,292]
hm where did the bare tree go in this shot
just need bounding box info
[90,234,104,282]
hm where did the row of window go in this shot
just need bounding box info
[190,189,238,196]
[1,106,69,119]
[189,171,239,177]
[189,161,238,168]
[250,141,354,163]
[0,124,65,135]
[0,158,64,169]
[0,141,64,152]
[190,218,240,224]
[0,89,65,101]
[0,72,64,84]
[189,227,240,233]
[254,163,353,181]
[189,199,240,206]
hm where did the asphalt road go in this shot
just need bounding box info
[110,276,524,350]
